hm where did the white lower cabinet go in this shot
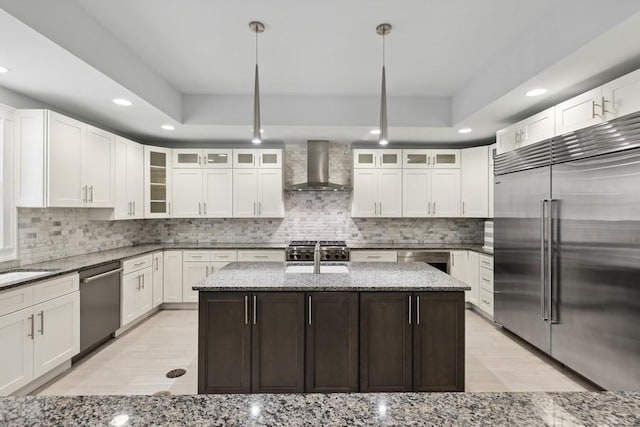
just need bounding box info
[466,251,479,306]
[163,251,183,303]
[449,251,469,286]
[0,307,34,395]
[350,250,398,263]
[449,250,494,317]
[182,262,207,303]
[121,265,153,327]
[152,252,164,308]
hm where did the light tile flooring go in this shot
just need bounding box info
[36,309,592,396]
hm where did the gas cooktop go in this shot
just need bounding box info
[286,240,350,261]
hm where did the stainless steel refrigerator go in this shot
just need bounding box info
[494,111,640,391]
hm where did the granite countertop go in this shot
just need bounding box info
[1,392,638,426]
[194,262,470,292]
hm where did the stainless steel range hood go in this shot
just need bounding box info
[288,140,348,191]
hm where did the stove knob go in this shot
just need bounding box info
[323,254,331,260]
[304,253,311,260]
[340,253,347,260]
[291,254,299,261]
[334,254,340,260]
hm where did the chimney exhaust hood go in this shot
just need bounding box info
[288,140,349,191]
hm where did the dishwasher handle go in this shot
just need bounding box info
[81,268,123,284]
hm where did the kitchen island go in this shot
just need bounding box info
[194,262,469,394]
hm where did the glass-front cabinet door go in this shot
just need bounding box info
[353,149,377,169]
[203,149,232,168]
[378,149,403,168]
[403,150,430,168]
[233,149,257,169]
[144,146,172,218]
[258,149,282,169]
[173,149,203,168]
[431,150,460,169]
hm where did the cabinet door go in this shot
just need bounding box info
[378,150,403,168]
[403,149,430,169]
[172,169,204,218]
[121,272,140,326]
[413,292,465,391]
[431,169,461,217]
[198,293,251,394]
[431,150,460,169]
[521,107,555,147]
[203,149,232,169]
[33,292,80,378]
[353,149,377,169]
[233,149,257,169]
[257,169,284,217]
[351,169,377,217]
[555,87,603,135]
[163,251,183,303]
[173,149,203,168]
[306,293,358,393]
[144,146,172,218]
[233,169,258,217]
[461,146,488,218]
[83,125,115,207]
[127,141,144,219]
[47,111,83,207]
[402,169,430,217]
[152,252,164,308]
[203,169,233,217]
[360,293,412,392]
[488,144,496,218]
[496,126,518,155]
[138,268,153,316]
[449,251,468,284]
[113,137,129,219]
[183,262,207,303]
[0,308,34,396]
[602,68,640,120]
[378,169,402,217]
[467,251,479,306]
[257,149,282,169]
[252,293,304,393]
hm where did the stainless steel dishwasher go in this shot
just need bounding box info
[75,262,122,359]
[397,251,450,273]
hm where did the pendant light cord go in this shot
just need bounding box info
[255,29,259,66]
[382,30,385,67]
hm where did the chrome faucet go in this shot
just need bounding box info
[314,241,321,274]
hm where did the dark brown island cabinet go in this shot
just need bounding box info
[198,291,464,394]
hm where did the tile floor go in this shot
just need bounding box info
[36,309,592,396]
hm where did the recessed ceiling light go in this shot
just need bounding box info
[370,129,381,135]
[0,65,10,73]
[458,128,472,134]
[526,88,547,97]
[161,124,175,131]
[112,98,132,106]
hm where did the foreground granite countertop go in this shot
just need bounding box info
[1,392,638,426]
[194,262,470,292]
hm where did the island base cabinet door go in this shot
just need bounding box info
[360,293,412,392]
[413,293,465,392]
[306,293,359,393]
[198,293,251,394]
[0,308,34,396]
[252,293,304,393]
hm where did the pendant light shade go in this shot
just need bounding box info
[376,23,391,146]
[249,21,265,144]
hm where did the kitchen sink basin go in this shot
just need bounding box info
[0,270,53,285]
[285,264,350,274]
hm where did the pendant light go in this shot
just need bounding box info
[249,21,265,144]
[376,23,391,146]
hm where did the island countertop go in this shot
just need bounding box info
[193,262,470,292]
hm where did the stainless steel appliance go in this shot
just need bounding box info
[76,262,122,358]
[397,250,450,273]
[287,141,349,191]
[494,111,640,390]
[286,240,350,262]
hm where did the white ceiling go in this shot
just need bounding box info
[1,0,640,145]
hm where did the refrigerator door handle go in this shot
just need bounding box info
[541,199,548,321]
[548,199,558,324]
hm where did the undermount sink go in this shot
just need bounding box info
[0,270,52,285]
[285,264,350,274]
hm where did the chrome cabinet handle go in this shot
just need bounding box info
[462,201,465,215]
[82,186,87,203]
[416,296,420,325]
[28,314,34,339]
[136,275,141,290]
[141,274,145,289]
[428,201,431,215]
[168,202,171,215]
[198,202,202,216]
[128,201,131,215]
[134,261,145,267]
[155,257,159,270]
[244,295,249,325]
[592,99,602,119]
[133,201,135,215]
[374,202,377,216]
[89,186,94,203]
[253,202,256,216]
[38,311,44,335]
[253,295,257,324]
[379,202,382,215]
[258,202,261,216]
[408,295,412,324]
[601,97,611,116]
[433,202,436,215]
[367,255,381,259]
[308,295,312,325]
[204,202,207,216]
[205,265,209,276]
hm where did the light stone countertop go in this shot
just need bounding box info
[193,262,470,292]
[0,391,638,426]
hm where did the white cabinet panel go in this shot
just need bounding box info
[0,286,34,318]
[16,110,47,207]
[144,146,172,218]
[352,169,378,217]
[496,125,518,155]
[602,68,640,120]
[152,252,164,308]
[138,268,153,315]
[163,251,183,303]
[172,169,204,217]
[182,262,206,303]
[488,144,496,218]
[33,274,79,305]
[467,251,479,306]
[233,169,259,217]
[449,251,468,284]
[258,169,284,217]
[83,126,115,207]
[127,141,144,218]
[0,308,34,396]
[33,292,79,378]
[121,272,139,327]
[204,169,233,217]
[402,169,430,217]
[113,138,128,219]
[555,87,603,135]
[378,169,402,217]
[350,250,398,262]
[431,169,460,217]
[461,146,489,218]
[521,107,555,147]
[236,250,285,262]
[48,111,83,207]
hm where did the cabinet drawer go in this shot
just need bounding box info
[211,250,237,262]
[183,251,211,262]
[479,254,493,270]
[123,255,153,274]
[0,285,34,317]
[33,273,79,305]
[237,250,284,262]
[350,250,398,263]
[479,288,494,316]
[479,268,494,292]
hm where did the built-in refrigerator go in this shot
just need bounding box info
[494,111,640,391]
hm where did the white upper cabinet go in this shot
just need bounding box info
[98,137,143,220]
[233,149,258,169]
[496,125,519,155]
[172,169,204,218]
[353,149,402,169]
[460,146,489,218]
[402,149,460,169]
[257,169,285,217]
[204,149,233,168]
[232,150,283,218]
[144,146,172,218]
[520,107,555,148]
[16,110,115,208]
[430,169,461,217]
[351,169,402,218]
[488,144,496,218]
[377,169,403,217]
[402,169,431,217]
[173,149,203,168]
[602,68,640,120]
[173,149,233,169]
[233,169,259,217]
[555,87,604,135]
[257,149,282,169]
[204,169,233,217]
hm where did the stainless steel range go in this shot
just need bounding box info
[286,240,350,262]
